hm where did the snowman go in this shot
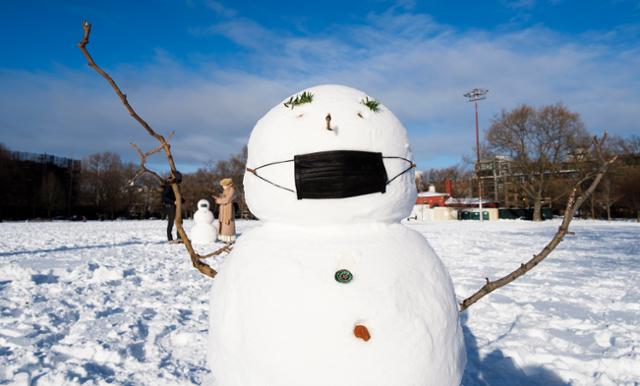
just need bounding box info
[208,85,465,386]
[191,199,218,245]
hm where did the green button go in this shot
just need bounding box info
[335,269,353,283]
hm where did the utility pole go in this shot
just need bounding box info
[464,88,488,221]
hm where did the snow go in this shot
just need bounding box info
[417,191,448,197]
[1,219,639,385]
[0,220,220,385]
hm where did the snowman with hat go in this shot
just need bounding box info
[190,199,218,245]
[208,85,465,386]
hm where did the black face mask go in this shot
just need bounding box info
[246,150,415,200]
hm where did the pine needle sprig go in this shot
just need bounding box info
[284,91,314,109]
[361,96,380,112]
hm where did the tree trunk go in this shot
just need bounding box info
[532,189,543,221]
[604,179,612,221]
[493,167,498,203]
[503,177,509,207]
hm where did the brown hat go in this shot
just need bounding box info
[220,178,233,187]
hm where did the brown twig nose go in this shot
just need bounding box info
[325,113,332,131]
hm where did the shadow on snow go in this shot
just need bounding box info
[0,240,166,257]
[461,313,569,386]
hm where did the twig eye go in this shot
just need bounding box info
[283,91,314,109]
[361,96,380,112]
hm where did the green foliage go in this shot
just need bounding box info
[283,91,314,109]
[361,96,380,112]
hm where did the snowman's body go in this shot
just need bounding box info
[191,199,217,245]
[208,85,465,386]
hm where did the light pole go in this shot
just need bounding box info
[464,88,488,221]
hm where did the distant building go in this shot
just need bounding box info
[409,183,500,221]
[476,155,577,209]
[415,184,448,207]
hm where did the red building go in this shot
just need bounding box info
[415,185,449,208]
[415,181,498,209]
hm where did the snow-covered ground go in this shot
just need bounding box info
[0,219,638,385]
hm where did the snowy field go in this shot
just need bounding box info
[0,219,638,385]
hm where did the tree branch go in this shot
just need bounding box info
[129,142,166,184]
[128,131,175,184]
[79,21,229,278]
[201,244,234,259]
[460,134,617,312]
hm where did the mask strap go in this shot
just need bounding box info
[246,159,296,193]
[383,156,416,185]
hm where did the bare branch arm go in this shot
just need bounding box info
[78,22,229,278]
[460,134,617,312]
[79,22,165,143]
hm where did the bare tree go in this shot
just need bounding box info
[619,167,640,222]
[414,171,426,192]
[0,143,10,159]
[40,171,65,218]
[486,104,590,221]
[617,135,640,222]
[80,152,131,219]
[573,135,639,221]
[595,136,626,220]
[176,146,250,219]
[424,165,473,196]
[180,169,216,218]
[460,134,617,311]
[623,135,640,154]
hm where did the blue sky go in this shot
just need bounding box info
[1,0,639,171]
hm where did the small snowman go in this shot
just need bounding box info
[190,199,217,245]
[208,85,465,386]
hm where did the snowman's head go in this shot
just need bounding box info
[197,199,210,211]
[244,84,417,224]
